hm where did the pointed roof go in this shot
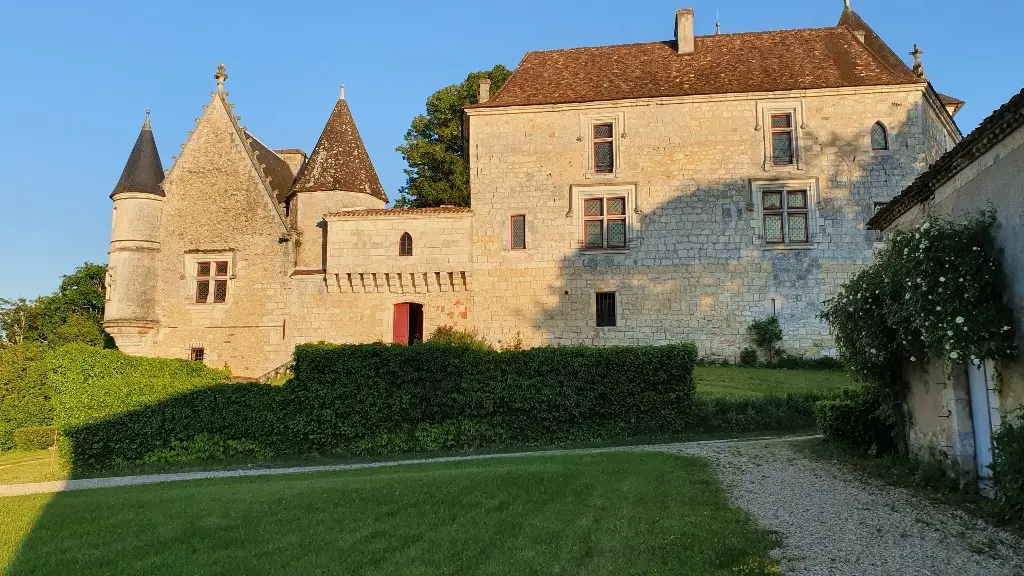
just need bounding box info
[243,131,297,204]
[111,111,164,197]
[292,94,388,202]
[837,6,915,78]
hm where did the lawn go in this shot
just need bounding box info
[0,451,64,485]
[0,452,779,575]
[694,365,854,398]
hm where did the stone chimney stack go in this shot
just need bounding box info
[675,9,695,54]
[478,78,491,104]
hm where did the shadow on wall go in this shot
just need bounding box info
[529,105,923,360]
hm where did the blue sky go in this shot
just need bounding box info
[1,0,1021,299]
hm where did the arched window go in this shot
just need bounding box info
[871,122,889,151]
[399,232,413,256]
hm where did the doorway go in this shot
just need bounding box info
[967,362,995,492]
[393,302,424,345]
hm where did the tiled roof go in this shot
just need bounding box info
[111,114,164,197]
[837,7,914,79]
[469,24,922,109]
[292,98,388,202]
[325,207,472,218]
[938,92,966,116]
[869,88,1024,230]
[244,132,297,204]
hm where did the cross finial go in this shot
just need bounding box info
[909,44,926,78]
[143,108,151,130]
[715,11,721,34]
[214,64,228,92]
[844,0,851,9]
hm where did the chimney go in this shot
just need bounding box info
[478,78,491,104]
[675,9,694,55]
[853,30,865,43]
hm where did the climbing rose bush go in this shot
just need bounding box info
[822,211,1016,387]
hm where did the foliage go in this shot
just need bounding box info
[739,347,758,367]
[772,351,845,371]
[990,410,1024,524]
[822,213,1015,386]
[0,343,52,451]
[813,385,899,453]
[394,65,512,208]
[425,325,493,350]
[0,262,112,348]
[288,342,698,455]
[748,316,783,363]
[691,393,824,434]
[12,427,56,450]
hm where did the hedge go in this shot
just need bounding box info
[50,342,699,471]
[813,385,898,453]
[692,393,823,435]
[991,411,1024,524]
[13,426,56,450]
[0,343,52,451]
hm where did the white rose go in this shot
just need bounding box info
[955,317,964,324]
[950,351,959,359]
[910,356,917,362]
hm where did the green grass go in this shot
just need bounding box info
[694,365,854,398]
[0,451,65,485]
[0,452,779,575]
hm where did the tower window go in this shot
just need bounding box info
[399,232,413,256]
[196,260,229,303]
[510,215,526,250]
[871,122,889,150]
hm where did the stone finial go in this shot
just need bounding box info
[339,84,345,100]
[143,108,151,130]
[844,0,850,9]
[910,44,926,79]
[214,64,229,92]
[715,11,721,35]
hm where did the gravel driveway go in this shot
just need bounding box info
[663,440,1024,576]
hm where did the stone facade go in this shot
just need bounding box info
[104,8,962,376]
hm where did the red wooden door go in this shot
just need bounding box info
[393,303,410,345]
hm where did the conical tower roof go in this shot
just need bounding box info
[292,89,387,202]
[111,111,165,197]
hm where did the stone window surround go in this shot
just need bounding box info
[749,178,822,250]
[568,183,638,254]
[595,291,617,327]
[869,120,895,157]
[580,111,626,179]
[756,99,806,172]
[508,214,527,251]
[183,251,235,306]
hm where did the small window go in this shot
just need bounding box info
[596,292,616,327]
[871,122,889,150]
[583,197,627,249]
[762,189,809,244]
[770,113,795,166]
[195,260,229,303]
[399,232,413,256]
[510,215,526,250]
[190,347,205,362]
[593,123,614,173]
[872,202,888,242]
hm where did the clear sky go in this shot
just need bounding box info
[1,0,1021,299]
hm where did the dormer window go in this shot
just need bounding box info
[593,123,615,173]
[399,232,413,256]
[770,113,795,165]
[871,122,889,150]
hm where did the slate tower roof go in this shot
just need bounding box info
[111,111,165,197]
[292,90,388,202]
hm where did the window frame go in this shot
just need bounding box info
[750,179,819,249]
[592,123,615,174]
[761,189,809,245]
[769,113,795,166]
[399,232,413,256]
[195,260,229,304]
[757,100,805,171]
[190,346,205,362]
[871,121,890,151]
[571,184,636,253]
[581,112,625,178]
[595,291,617,327]
[582,197,628,250]
[509,215,527,250]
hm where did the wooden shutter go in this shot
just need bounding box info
[393,303,410,345]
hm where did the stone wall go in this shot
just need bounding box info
[466,86,957,358]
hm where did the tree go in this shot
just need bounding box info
[0,297,46,345]
[395,65,512,208]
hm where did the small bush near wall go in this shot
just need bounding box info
[691,393,823,434]
[0,343,52,451]
[12,426,56,450]
[991,411,1024,524]
[813,385,899,453]
[289,342,698,455]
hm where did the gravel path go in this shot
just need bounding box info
[663,440,1024,576]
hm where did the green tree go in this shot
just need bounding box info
[0,297,46,345]
[0,262,112,348]
[395,65,512,208]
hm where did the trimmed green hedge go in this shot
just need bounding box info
[13,426,56,450]
[692,393,823,434]
[0,343,52,451]
[813,385,898,453]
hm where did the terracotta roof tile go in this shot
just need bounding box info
[292,99,387,202]
[837,7,914,78]
[111,114,164,197]
[470,26,922,109]
[325,207,472,218]
[869,88,1024,230]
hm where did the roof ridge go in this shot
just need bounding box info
[522,26,840,56]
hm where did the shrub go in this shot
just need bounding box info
[691,393,823,434]
[748,317,783,364]
[13,426,56,450]
[738,347,758,367]
[0,343,52,451]
[425,325,493,350]
[990,411,1024,524]
[814,385,898,453]
[288,342,698,455]
[773,352,845,371]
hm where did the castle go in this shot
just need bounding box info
[104,4,963,377]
